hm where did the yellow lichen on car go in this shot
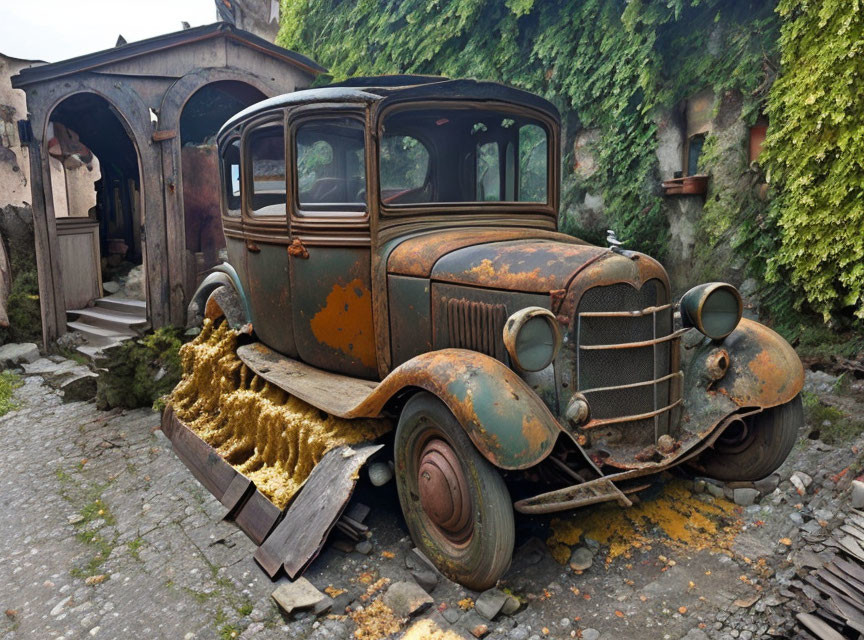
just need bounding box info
[169,320,390,509]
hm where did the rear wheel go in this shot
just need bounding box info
[690,395,803,481]
[394,392,514,591]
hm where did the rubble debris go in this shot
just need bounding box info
[474,588,508,620]
[851,481,864,510]
[0,342,39,367]
[382,580,433,618]
[568,546,594,571]
[350,599,403,639]
[733,487,761,506]
[271,577,327,615]
[410,568,438,594]
[461,611,490,638]
[367,461,393,486]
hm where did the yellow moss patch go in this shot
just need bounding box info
[170,321,390,509]
[402,619,465,640]
[349,599,403,640]
[548,479,741,565]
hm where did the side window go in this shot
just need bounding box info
[249,125,286,217]
[221,138,241,215]
[296,117,366,214]
[380,135,430,202]
[518,124,547,202]
[476,141,500,201]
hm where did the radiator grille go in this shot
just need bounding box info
[446,299,507,361]
[576,279,682,441]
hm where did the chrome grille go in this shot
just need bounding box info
[446,299,507,361]
[576,279,683,441]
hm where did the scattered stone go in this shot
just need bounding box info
[707,482,725,499]
[733,488,761,507]
[461,611,490,638]
[354,540,372,555]
[683,629,710,640]
[368,462,393,486]
[790,472,813,495]
[313,596,333,616]
[102,281,121,294]
[474,588,508,621]
[382,581,433,618]
[68,514,85,525]
[754,474,780,495]
[852,480,864,509]
[568,546,594,571]
[60,371,98,402]
[410,569,438,594]
[441,606,461,624]
[272,578,327,615]
[693,479,707,494]
[581,629,600,640]
[0,342,39,367]
[501,595,520,616]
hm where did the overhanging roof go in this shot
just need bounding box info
[11,22,326,88]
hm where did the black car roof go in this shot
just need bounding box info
[218,76,559,138]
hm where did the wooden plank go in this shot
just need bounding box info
[232,489,282,546]
[795,613,847,640]
[164,409,252,512]
[237,343,378,418]
[344,502,371,524]
[254,443,382,578]
[834,557,864,585]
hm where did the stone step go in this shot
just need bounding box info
[94,297,146,316]
[66,321,136,347]
[66,307,149,334]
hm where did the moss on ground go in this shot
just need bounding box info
[803,391,864,444]
[0,371,22,417]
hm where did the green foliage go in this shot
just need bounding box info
[761,0,864,322]
[95,327,186,410]
[0,267,42,345]
[0,370,22,417]
[278,0,777,259]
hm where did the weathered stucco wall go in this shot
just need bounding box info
[0,54,38,208]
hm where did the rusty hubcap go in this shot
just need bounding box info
[417,438,473,544]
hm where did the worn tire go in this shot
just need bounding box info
[394,392,514,591]
[691,395,803,482]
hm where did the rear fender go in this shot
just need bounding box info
[681,317,804,427]
[187,263,252,329]
[357,349,561,470]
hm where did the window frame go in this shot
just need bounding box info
[242,113,288,222]
[219,134,242,218]
[288,110,370,221]
[375,100,558,218]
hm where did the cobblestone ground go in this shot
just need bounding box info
[0,371,862,640]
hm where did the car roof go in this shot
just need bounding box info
[218,76,559,139]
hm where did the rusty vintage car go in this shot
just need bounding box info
[176,75,804,590]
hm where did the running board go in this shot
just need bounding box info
[161,406,381,573]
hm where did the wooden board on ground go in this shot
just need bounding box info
[161,406,253,513]
[233,489,283,546]
[254,443,383,578]
[237,343,378,418]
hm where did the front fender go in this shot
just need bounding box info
[682,317,804,428]
[356,349,561,470]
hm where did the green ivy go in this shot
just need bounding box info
[279,0,777,261]
[761,0,864,322]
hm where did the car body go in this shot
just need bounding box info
[187,75,805,589]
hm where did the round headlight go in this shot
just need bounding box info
[680,282,743,340]
[503,307,562,372]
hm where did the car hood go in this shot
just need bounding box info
[387,228,611,293]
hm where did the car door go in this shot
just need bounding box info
[287,110,377,379]
[241,113,297,357]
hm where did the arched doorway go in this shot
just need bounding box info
[47,93,145,308]
[179,81,265,292]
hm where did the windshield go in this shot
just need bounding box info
[379,107,549,207]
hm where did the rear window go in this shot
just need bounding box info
[221,138,241,215]
[248,125,286,217]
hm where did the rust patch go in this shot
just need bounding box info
[522,414,550,452]
[310,278,377,369]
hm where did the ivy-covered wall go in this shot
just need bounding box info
[278,0,862,337]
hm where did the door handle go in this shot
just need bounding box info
[245,239,260,253]
[287,238,309,259]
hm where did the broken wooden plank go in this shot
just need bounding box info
[233,489,282,546]
[795,613,846,640]
[344,502,371,524]
[163,406,253,513]
[254,443,382,579]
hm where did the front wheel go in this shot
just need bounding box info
[394,392,514,591]
[689,395,803,482]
